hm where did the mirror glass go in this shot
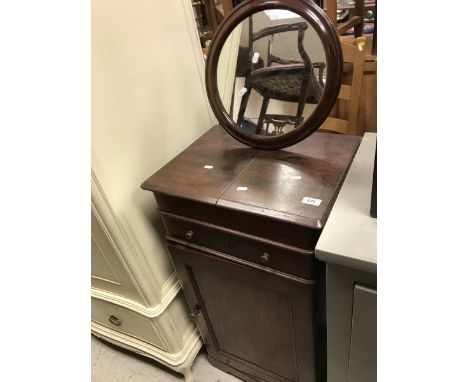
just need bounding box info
[216,9,327,137]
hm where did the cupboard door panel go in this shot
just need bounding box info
[167,242,317,382]
[193,266,297,381]
[91,209,142,303]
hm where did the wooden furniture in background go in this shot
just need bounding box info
[322,1,377,134]
[142,126,361,382]
[193,0,234,57]
[320,36,367,135]
[326,0,365,37]
[205,0,234,31]
[340,33,377,134]
[324,0,377,55]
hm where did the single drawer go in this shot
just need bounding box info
[91,297,167,351]
[161,211,315,280]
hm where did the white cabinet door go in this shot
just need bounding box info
[91,208,143,304]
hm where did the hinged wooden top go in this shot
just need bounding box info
[142,126,361,232]
[142,126,256,205]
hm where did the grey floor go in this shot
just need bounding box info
[91,335,243,382]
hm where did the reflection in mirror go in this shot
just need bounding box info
[217,9,327,137]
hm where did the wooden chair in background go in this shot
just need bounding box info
[326,0,365,37]
[203,0,234,34]
[324,0,377,56]
[319,36,366,135]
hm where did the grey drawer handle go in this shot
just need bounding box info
[185,230,194,240]
[108,315,122,326]
[260,252,270,263]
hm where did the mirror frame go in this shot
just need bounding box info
[206,0,343,150]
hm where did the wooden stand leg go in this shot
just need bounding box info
[256,97,270,134]
[237,87,252,125]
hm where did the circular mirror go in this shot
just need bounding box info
[206,0,342,150]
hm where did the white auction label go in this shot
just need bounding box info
[238,87,248,97]
[203,165,214,169]
[252,52,260,63]
[301,197,322,206]
[236,186,248,191]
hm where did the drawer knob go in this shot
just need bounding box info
[190,304,201,319]
[260,252,270,263]
[108,315,122,327]
[185,230,194,240]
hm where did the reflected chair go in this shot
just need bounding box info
[236,16,326,135]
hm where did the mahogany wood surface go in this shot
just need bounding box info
[142,125,256,205]
[167,242,317,382]
[217,131,361,227]
[161,211,316,280]
[319,37,367,135]
[143,125,361,238]
[142,125,361,381]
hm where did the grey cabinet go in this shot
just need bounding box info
[315,133,377,382]
[326,264,377,382]
[348,285,377,382]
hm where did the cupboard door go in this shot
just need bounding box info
[167,242,317,382]
[348,285,377,382]
[91,209,143,303]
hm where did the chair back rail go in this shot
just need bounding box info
[319,36,366,135]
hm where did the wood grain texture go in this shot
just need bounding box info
[319,37,367,136]
[218,132,361,228]
[167,242,316,382]
[141,126,257,205]
[161,211,316,280]
[142,125,361,382]
[143,126,360,238]
[340,34,377,134]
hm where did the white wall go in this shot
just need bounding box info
[92,0,213,305]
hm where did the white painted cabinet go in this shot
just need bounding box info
[91,0,214,380]
[91,207,144,303]
[91,174,201,381]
